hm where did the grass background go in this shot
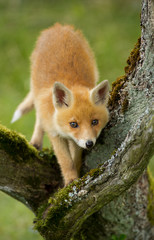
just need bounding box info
[0,0,153,239]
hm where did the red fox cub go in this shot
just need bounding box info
[11,24,109,186]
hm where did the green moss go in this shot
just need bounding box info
[39,148,55,164]
[125,38,141,74]
[108,37,141,111]
[110,234,126,240]
[73,231,87,240]
[72,167,105,190]
[82,167,105,181]
[147,168,154,225]
[34,201,51,223]
[0,124,56,166]
[35,183,74,238]
[35,166,105,238]
[0,124,39,163]
[108,75,126,107]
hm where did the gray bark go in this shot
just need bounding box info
[0,0,153,239]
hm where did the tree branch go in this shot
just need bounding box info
[0,125,62,212]
[35,109,154,240]
[34,0,154,239]
[0,0,153,239]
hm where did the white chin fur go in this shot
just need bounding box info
[11,110,22,123]
[77,139,87,149]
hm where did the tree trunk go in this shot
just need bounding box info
[0,0,154,239]
[74,171,154,240]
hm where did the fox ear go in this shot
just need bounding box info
[52,82,73,109]
[90,80,109,105]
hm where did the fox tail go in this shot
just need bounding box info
[11,91,34,123]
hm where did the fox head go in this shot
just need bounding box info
[52,80,109,149]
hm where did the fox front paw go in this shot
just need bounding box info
[64,178,76,186]
[30,141,42,150]
[64,172,78,186]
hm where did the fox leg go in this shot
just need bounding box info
[30,114,44,150]
[49,136,78,186]
[68,140,83,176]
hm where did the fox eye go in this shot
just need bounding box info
[70,122,78,128]
[92,119,99,126]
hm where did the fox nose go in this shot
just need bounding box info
[86,140,94,149]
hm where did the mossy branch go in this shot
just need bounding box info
[0,124,62,212]
[35,0,154,239]
[35,110,154,240]
[0,0,153,239]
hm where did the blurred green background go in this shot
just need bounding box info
[0,0,153,239]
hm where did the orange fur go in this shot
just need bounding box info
[12,24,109,186]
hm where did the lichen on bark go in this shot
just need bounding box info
[0,0,154,239]
[34,110,154,239]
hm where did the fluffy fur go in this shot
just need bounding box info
[12,24,109,185]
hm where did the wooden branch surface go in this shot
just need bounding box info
[35,109,154,240]
[0,0,153,239]
[0,125,62,212]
